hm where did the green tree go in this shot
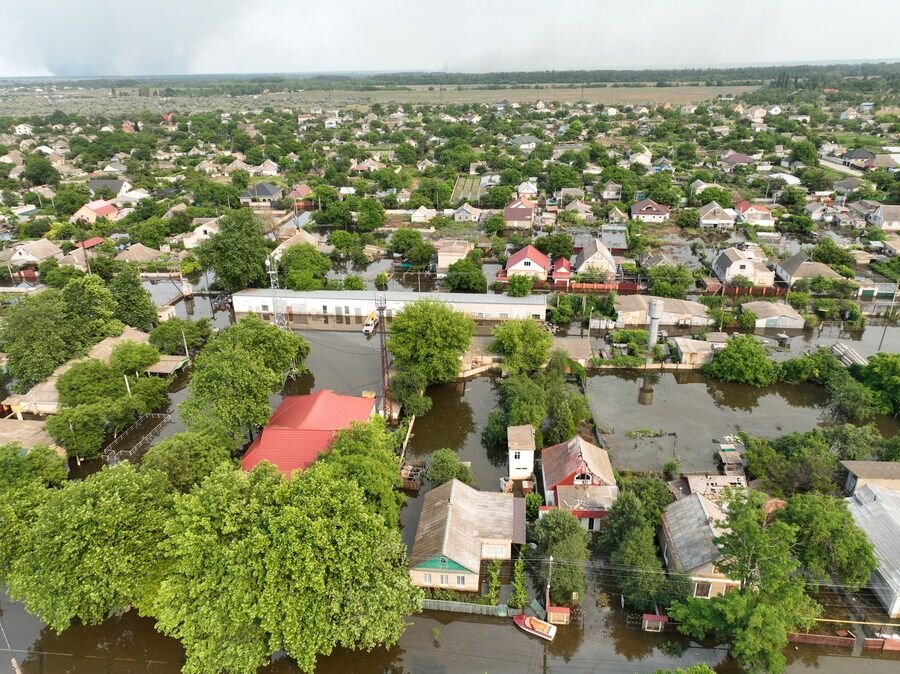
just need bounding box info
[45,402,108,459]
[109,340,160,374]
[109,264,158,331]
[356,197,386,231]
[779,493,876,590]
[610,522,666,610]
[149,317,212,355]
[647,264,693,299]
[0,443,68,493]
[790,140,819,167]
[321,417,405,525]
[341,274,365,290]
[670,490,819,674]
[196,209,269,292]
[56,359,124,406]
[0,291,75,391]
[389,228,423,255]
[860,353,900,415]
[444,258,487,292]
[598,491,646,553]
[675,208,699,229]
[490,319,552,374]
[405,241,436,269]
[703,335,779,387]
[53,183,91,216]
[23,154,60,186]
[387,300,474,385]
[506,274,534,297]
[426,448,473,486]
[142,431,234,493]
[391,368,433,417]
[525,491,543,522]
[531,510,590,606]
[7,464,173,632]
[38,258,84,289]
[621,475,674,525]
[534,233,574,260]
[509,555,528,609]
[60,274,119,351]
[153,463,421,674]
[281,243,332,291]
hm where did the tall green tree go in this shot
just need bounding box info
[149,317,212,355]
[860,353,900,415]
[141,431,233,493]
[598,490,646,554]
[60,274,119,351]
[490,319,553,374]
[109,264,158,331]
[531,509,590,606]
[356,197,386,231]
[153,463,421,674]
[196,209,269,292]
[320,417,405,525]
[387,300,474,385]
[779,493,876,590]
[280,243,332,291]
[426,448,473,486]
[7,464,174,632]
[444,258,487,292]
[610,522,666,610]
[703,335,780,387]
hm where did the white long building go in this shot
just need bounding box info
[232,289,547,327]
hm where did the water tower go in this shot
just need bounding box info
[647,298,663,348]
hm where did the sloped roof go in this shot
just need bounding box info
[542,435,615,490]
[556,484,619,515]
[240,390,375,476]
[842,461,900,480]
[661,493,727,572]
[241,182,282,198]
[506,244,549,271]
[630,198,670,216]
[741,301,802,321]
[411,479,525,573]
[576,238,616,274]
[115,243,162,263]
[615,294,708,318]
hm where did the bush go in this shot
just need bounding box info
[525,492,543,522]
[506,275,534,297]
[703,335,780,387]
[427,448,473,486]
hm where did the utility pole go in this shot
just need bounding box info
[376,294,391,419]
[545,555,553,611]
[264,254,286,329]
[878,281,899,352]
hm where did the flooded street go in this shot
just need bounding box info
[6,323,899,673]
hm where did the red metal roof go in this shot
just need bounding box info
[75,237,105,249]
[240,390,375,477]
[506,244,550,272]
[552,258,571,279]
[736,200,770,214]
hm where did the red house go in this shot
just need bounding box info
[551,257,572,286]
[540,435,619,532]
[289,183,314,210]
[241,390,376,477]
[75,236,105,250]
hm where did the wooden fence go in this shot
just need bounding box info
[421,599,522,617]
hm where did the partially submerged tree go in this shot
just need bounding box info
[387,300,474,385]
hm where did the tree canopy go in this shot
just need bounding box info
[196,209,269,292]
[426,448,473,487]
[703,335,779,387]
[490,319,553,374]
[387,300,474,385]
[149,317,212,355]
[109,264,158,331]
[141,431,234,493]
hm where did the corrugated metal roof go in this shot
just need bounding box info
[847,485,900,597]
[542,436,616,491]
[233,289,547,307]
[661,493,726,572]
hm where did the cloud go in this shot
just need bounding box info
[0,0,897,77]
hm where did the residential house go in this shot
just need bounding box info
[172,218,221,250]
[638,251,673,270]
[735,201,776,229]
[630,198,670,223]
[600,181,622,201]
[289,182,314,208]
[239,182,283,206]
[409,479,525,592]
[505,244,550,280]
[698,201,736,230]
[13,123,33,136]
[70,199,118,224]
[607,206,629,223]
[256,159,280,177]
[88,178,132,198]
[574,238,617,279]
[711,247,775,287]
[453,202,483,223]
[846,485,900,618]
[503,199,536,230]
[102,160,127,174]
[509,135,540,152]
[411,206,437,224]
[600,224,628,254]
[659,493,741,598]
[740,301,805,329]
[557,187,585,203]
[834,177,866,195]
[869,204,900,233]
[775,252,843,287]
[719,151,755,172]
[551,257,572,285]
[272,229,333,260]
[517,181,539,199]
[841,461,900,496]
[507,425,536,481]
[614,295,713,327]
[541,435,618,532]
[671,337,716,367]
[435,239,474,276]
[564,200,595,222]
[240,390,375,476]
[416,159,435,172]
[0,239,63,271]
[843,148,875,169]
[114,243,163,263]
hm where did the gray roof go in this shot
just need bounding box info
[661,493,726,573]
[410,479,525,573]
[842,461,900,480]
[778,252,809,278]
[241,182,282,198]
[233,288,547,307]
[576,238,616,274]
[507,425,535,452]
[615,294,708,318]
[88,178,127,193]
[741,301,802,321]
[847,485,900,597]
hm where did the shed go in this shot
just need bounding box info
[671,337,715,367]
[741,301,804,329]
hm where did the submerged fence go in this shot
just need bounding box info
[421,599,522,617]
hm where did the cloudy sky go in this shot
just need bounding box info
[1,0,898,78]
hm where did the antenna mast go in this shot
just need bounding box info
[375,294,391,419]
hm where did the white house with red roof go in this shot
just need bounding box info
[540,435,619,532]
[505,244,550,279]
[70,199,119,224]
[241,390,376,477]
[736,201,776,229]
[630,198,670,223]
[551,257,572,285]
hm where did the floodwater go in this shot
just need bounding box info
[9,328,900,673]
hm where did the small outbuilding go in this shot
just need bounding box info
[740,301,805,329]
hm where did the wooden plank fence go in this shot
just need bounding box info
[421,599,522,617]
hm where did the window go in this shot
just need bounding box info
[694,582,712,598]
[574,472,591,485]
[500,313,509,319]
[262,304,270,312]
[513,451,521,460]
[588,518,595,531]
[423,573,432,585]
[439,574,449,586]
[482,544,506,558]
[456,575,465,587]
[523,260,532,266]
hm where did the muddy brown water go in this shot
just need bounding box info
[12,328,900,672]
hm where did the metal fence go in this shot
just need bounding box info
[102,413,171,464]
[420,599,522,617]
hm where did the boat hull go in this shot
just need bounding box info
[512,614,557,641]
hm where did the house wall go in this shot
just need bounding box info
[616,308,713,327]
[753,314,805,330]
[632,213,668,223]
[505,218,533,230]
[871,569,900,619]
[410,568,479,592]
[509,448,534,480]
[506,260,546,279]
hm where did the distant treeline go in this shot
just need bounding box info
[4,62,898,96]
